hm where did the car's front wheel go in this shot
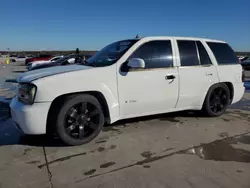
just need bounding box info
[56,94,104,146]
[202,83,230,117]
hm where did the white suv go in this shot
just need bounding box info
[10,36,245,145]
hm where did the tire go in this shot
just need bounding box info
[202,83,230,117]
[56,94,104,146]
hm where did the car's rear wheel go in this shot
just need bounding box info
[56,94,104,146]
[202,83,230,117]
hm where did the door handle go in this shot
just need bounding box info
[206,73,213,76]
[165,75,176,80]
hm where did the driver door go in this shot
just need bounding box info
[117,40,179,117]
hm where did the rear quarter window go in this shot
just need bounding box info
[207,42,238,65]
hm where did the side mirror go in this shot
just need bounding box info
[127,58,145,69]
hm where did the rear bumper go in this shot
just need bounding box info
[10,97,51,134]
[232,83,245,104]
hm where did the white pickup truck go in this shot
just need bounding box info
[10,36,244,145]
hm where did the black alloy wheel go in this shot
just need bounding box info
[202,83,230,117]
[209,87,229,114]
[65,102,100,139]
[56,94,104,146]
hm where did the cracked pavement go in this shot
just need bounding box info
[0,64,250,188]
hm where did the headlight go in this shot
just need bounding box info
[18,83,37,104]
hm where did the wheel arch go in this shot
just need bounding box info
[223,82,234,104]
[202,82,234,107]
[46,91,112,134]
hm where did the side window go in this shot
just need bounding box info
[207,42,238,65]
[129,40,173,69]
[177,40,199,66]
[196,41,212,65]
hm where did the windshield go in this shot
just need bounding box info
[86,39,138,67]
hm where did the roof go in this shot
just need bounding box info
[134,36,226,43]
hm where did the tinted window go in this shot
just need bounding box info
[207,42,238,65]
[87,40,138,67]
[178,40,199,66]
[196,41,212,65]
[129,40,173,68]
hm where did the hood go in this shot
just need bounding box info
[18,65,93,83]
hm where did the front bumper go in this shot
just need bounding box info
[10,97,51,134]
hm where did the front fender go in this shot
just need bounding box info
[32,67,119,122]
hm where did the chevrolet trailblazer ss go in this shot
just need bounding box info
[10,36,245,145]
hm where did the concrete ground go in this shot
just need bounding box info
[0,63,250,188]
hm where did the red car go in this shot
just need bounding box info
[25,54,53,65]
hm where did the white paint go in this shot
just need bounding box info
[10,36,245,135]
[10,97,50,134]
[17,65,93,83]
[118,68,179,116]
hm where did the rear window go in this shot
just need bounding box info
[207,42,238,65]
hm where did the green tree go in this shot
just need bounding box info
[76,48,79,54]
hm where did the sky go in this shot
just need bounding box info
[0,0,249,51]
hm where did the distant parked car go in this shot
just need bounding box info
[241,60,250,70]
[11,55,27,62]
[239,56,249,62]
[28,54,84,71]
[26,54,35,58]
[242,57,250,62]
[28,55,63,67]
[25,54,53,65]
[10,54,17,58]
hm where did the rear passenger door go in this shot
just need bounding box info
[175,40,219,108]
